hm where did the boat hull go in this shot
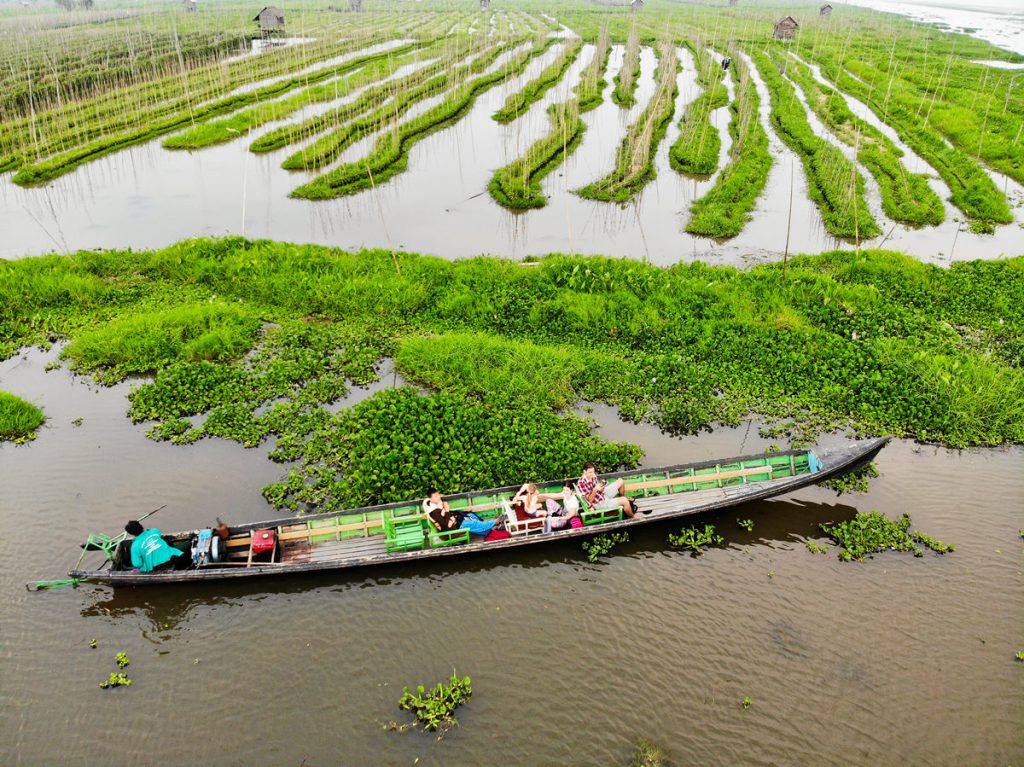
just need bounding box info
[70,438,889,586]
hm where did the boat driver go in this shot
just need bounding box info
[124,520,188,572]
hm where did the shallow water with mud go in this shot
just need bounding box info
[1,347,1021,766]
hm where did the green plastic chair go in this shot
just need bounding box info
[429,528,470,548]
[384,515,426,553]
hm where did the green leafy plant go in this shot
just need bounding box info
[741,695,753,709]
[115,652,130,668]
[397,673,472,732]
[668,524,723,554]
[821,511,954,561]
[736,518,754,531]
[582,532,629,563]
[99,672,132,689]
[629,737,669,767]
[805,541,829,554]
[817,462,879,495]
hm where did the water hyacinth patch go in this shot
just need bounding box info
[820,511,954,561]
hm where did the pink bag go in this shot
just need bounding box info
[569,517,583,529]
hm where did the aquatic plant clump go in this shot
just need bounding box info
[817,462,879,495]
[574,28,612,112]
[667,524,723,554]
[820,511,953,561]
[629,737,669,767]
[397,673,472,732]
[612,26,642,108]
[0,391,45,443]
[582,532,629,562]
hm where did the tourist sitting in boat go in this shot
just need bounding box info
[422,489,501,537]
[578,462,637,518]
[124,520,188,572]
[512,483,544,517]
[538,485,580,532]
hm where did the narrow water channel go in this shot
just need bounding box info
[1,347,1021,766]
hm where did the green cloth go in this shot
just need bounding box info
[130,528,182,573]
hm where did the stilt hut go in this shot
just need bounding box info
[728,0,739,6]
[480,0,489,9]
[773,16,799,40]
[820,4,833,17]
[349,0,363,11]
[254,6,285,35]
[630,0,643,11]
[184,0,197,11]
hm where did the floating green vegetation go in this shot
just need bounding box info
[577,43,678,203]
[629,737,669,767]
[2,239,1024,518]
[686,51,772,239]
[99,672,132,689]
[612,26,641,107]
[670,43,728,177]
[741,695,753,709]
[668,524,723,554]
[115,652,130,668]
[582,532,629,563]
[574,27,612,112]
[817,461,879,495]
[775,52,944,228]
[751,48,880,241]
[1015,651,1024,662]
[805,541,830,554]
[0,391,45,443]
[736,518,754,531]
[821,511,954,561]
[397,673,472,732]
[263,388,640,511]
[493,38,582,123]
[489,100,586,209]
[88,638,98,649]
[293,42,549,199]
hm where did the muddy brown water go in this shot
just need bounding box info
[1,346,1022,766]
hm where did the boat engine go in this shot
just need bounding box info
[191,529,223,567]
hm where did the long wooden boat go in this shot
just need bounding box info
[69,438,888,586]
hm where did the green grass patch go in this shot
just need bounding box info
[0,391,45,443]
[575,27,612,112]
[63,303,261,381]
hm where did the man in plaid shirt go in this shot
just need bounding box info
[577,462,637,518]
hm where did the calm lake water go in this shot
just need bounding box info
[2,346,1022,766]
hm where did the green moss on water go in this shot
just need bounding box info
[0,391,45,443]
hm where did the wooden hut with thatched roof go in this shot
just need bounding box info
[254,6,285,35]
[773,16,799,40]
[728,0,739,6]
[349,0,363,11]
[480,0,489,9]
[820,4,833,16]
[630,0,643,10]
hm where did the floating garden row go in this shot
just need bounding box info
[612,26,641,108]
[751,48,880,241]
[669,42,729,177]
[578,42,678,203]
[685,50,772,239]
[292,41,552,199]
[492,37,583,124]
[774,51,945,228]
